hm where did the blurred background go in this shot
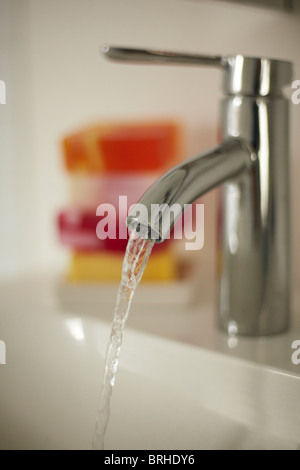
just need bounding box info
[1,0,300,306]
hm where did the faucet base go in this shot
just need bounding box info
[218,317,290,337]
[216,95,291,337]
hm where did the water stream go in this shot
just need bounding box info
[92,230,154,450]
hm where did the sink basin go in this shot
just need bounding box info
[0,275,300,450]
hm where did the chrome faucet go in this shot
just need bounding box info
[102,45,293,336]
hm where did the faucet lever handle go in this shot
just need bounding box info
[102,45,223,68]
[102,45,293,97]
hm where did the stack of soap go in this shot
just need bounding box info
[58,121,183,283]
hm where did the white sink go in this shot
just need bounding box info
[0,275,300,450]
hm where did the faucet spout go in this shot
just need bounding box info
[127,139,253,242]
[104,45,292,336]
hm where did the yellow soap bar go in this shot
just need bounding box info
[67,250,177,282]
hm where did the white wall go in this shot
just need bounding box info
[0,0,37,277]
[1,0,300,289]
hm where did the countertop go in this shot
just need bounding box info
[1,271,300,376]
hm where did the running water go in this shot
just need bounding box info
[92,230,154,450]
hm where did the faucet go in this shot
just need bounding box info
[102,45,293,337]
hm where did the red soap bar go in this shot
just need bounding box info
[99,123,180,172]
[58,211,106,251]
[57,210,169,253]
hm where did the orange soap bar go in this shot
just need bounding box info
[99,122,181,173]
[62,124,113,173]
